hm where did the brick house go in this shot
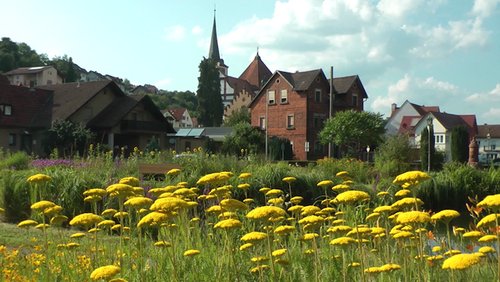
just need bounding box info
[249,69,368,160]
[0,84,53,155]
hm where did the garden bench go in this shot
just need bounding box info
[138,163,181,180]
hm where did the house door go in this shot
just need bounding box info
[21,134,32,153]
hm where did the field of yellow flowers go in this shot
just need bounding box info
[1,168,499,281]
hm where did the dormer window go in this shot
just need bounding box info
[0,104,12,116]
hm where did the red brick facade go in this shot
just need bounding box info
[250,70,367,161]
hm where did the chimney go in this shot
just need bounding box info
[391,103,397,113]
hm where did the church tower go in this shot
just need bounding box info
[208,11,228,76]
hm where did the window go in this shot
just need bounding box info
[313,113,325,128]
[259,116,266,130]
[280,89,288,104]
[435,134,445,144]
[268,90,275,104]
[315,89,322,103]
[8,134,16,146]
[314,141,323,153]
[492,145,496,151]
[287,114,295,129]
[0,104,12,116]
[352,93,358,106]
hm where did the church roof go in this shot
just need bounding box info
[208,16,221,63]
[239,52,272,91]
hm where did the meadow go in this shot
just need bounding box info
[1,147,500,281]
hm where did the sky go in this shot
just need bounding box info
[1,0,499,124]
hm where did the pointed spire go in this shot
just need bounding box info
[208,10,221,62]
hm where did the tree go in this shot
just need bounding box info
[374,134,413,178]
[45,120,94,156]
[223,107,250,126]
[65,57,78,82]
[221,122,264,156]
[451,126,469,163]
[196,58,222,126]
[268,136,293,161]
[319,110,385,157]
[420,126,437,171]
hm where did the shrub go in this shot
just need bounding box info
[374,134,412,178]
[1,170,31,222]
[0,151,31,170]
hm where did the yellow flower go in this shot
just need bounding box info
[431,210,460,223]
[154,241,172,248]
[332,184,350,191]
[301,206,321,216]
[97,220,116,228]
[246,206,287,220]
[183,249,201,257]
[332,190,370,205]
[477,194,500,210]
[84,195,102,203]
[90,265,121,281]
[113,212,128,219]
[366,212,380,221]
[377,191,390,197]
[69,213,103,228]
[478,235,497,243]
[220,199,248,211]
[206,205,222,214]
[298,215,324,225]
[327,225,352,234]
[118,177,140,187]
[432,246,442,253]
[364,267,382,274]
[317,180,333,188]
[330,236,356,246]
[347,227,372,236]
[150,197,188,212]
[102,208,118,217]
[392,231,413,239]
[214,218,242,230]
[274,225,295,235]
[301,233,319,241]
[396,211,431,225]
[442,253,481,270]
[477,213,500,228]
[462,231,483,239]
[31,200,56,212]
[391,197,424,210]
[241,231,267,243]
[259,187,271,194]
[336,171,349,178]
[394,189,411,197]
[290,196,303,204]
[106,183,135,197]
[239,172,252,179]
[17,219,38,228]
[70,232,86,238]
[124,197,153,209]
[196,172,230,185]
[288,205,304,214]
[167,168,181,176]
[373,205,393,213]
[27,173,51,183]
[265,189,283,197]
[50,215,68,226]
[268,198,284,206]
[237,183,251,190]
[378,263,401,272]
[239,243,253,251]
[137,212,169,228]
[83,188,107,197]
[393,171,430,186]
[478,246,495,254]
[282,176,296,183]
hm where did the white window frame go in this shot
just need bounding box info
[287,114,295,129]
[268,90,276,105]
[259,116,266,130]
[280,89,288,104]
[315,89,322,103]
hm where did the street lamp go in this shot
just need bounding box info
[427,117,433,172]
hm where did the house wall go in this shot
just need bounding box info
[385,102,421,135]
[0,129,45,156]
[477,137,500,163]
[224,89,252,118]
[70,87,117,124]
[415,119,452,162]
[307,78,331,160]
[7,67,61,86]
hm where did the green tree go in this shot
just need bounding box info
[196,58,222,126]
[319,110,385,157]
[268,136,293,161]
[65,57,78,82]
[221,122,264,155]
[223,107,250,126]
[0,37,20,72]
[420,126,436,171]
[17,43,44,67]
[451,126,469,163]
[374,134,413,178]
[46,120,94,156]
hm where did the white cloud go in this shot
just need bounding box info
[466,84,500,102]
[483,108,500,121]
[472,0,500,19]
[164,25,186,42]
[191,25,202,35]
[376,0,423,18]
[371,74,460,116]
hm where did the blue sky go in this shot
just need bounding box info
[1,0,499,124]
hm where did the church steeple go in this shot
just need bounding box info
[208,11,221,62]
[208,9,228,75]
